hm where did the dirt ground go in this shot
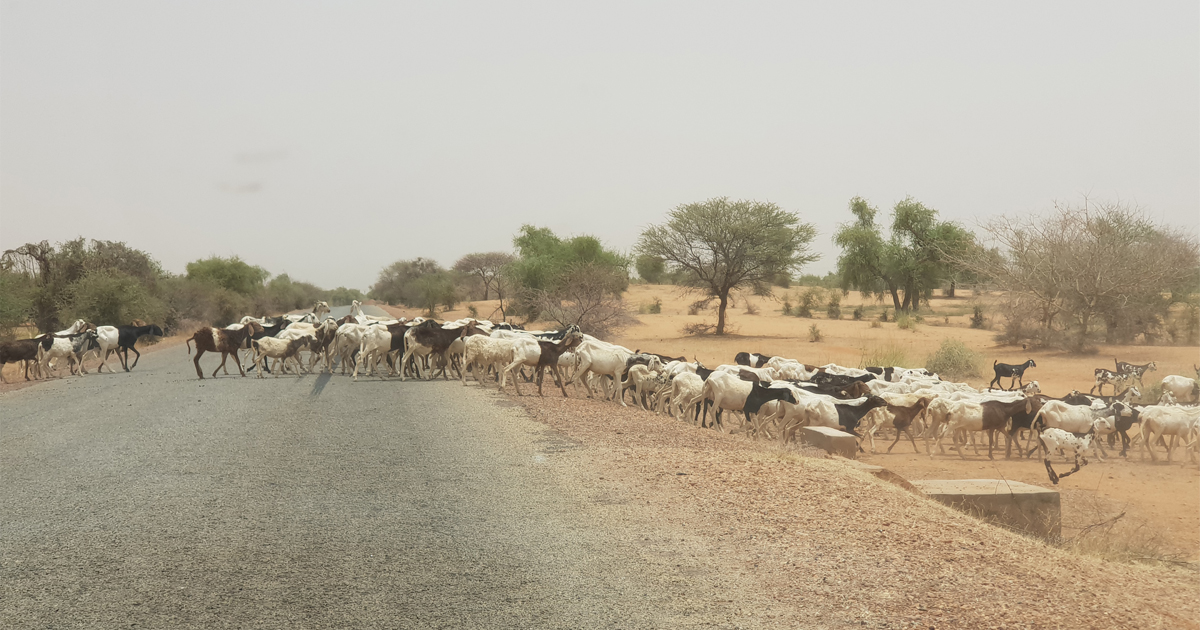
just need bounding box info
[513,393,1200,628]
[384,285,1200,563]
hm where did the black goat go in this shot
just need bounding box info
[833,395,889,441]
[113,324,164,372]
[988,359,1036,391]
[0,336,54,382]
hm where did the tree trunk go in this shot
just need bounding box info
[888,286,902,311]
[947,280,956,298]
[716,292,729,335]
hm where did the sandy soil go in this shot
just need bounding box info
[382,285,1200,562]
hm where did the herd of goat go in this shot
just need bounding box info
[4,300,1199,484]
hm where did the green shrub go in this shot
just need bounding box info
[896,312,916,330]
[925,339,983,379]
[63,269,166,327]
[808,324,823,343]
[827,293,842,320]
[781,295,793,316]
[798,287,825,318]
[467,304,479,318]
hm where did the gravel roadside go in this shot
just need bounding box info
[512,391,1200,629]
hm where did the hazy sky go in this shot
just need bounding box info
[2,2,1197,290]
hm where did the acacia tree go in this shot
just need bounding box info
[452,252,514,300]
[834,197,973,311]
[635,197,818,335]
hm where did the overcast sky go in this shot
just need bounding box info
[2,1,1197,290]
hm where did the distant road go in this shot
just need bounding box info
[1,345,757,629]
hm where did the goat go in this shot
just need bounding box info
[884,397,933,454]
[460,335,516,387]
[400,319,463,381]
[926,398,985,458]
[734,352,773,368]
[622,361,665,409]
[532,330,585,397]
[0,336,54,382]
[1090,368,1131,396]
[37,331,94,378]
[1160,375,1199,405]
[186,325,255,379]
[700,371,754,430]
[251,336,314,378]
[988,359,1036,391]
[1037,425,1095,484]
[352,326,393,380]
[1114,358,1156,387]
[979,398,1033,460]
[108,324,165,372]
[571,339,635,404]
[1139,405,1200,463]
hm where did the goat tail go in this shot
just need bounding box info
[186,338,193,355]
[993,359,998,366]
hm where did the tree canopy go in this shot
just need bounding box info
[368,257,457,315]
[635,197,818,335]
[834,197,974,311]
[452,251,514,301]
[186,256,269,296]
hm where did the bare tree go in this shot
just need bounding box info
[535,263,634,340]
[961,200,1199,350]
[635,198,818,335]
[453,252,514,301]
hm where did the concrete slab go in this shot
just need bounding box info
[912,479,1060,539]
[799,426,858,459]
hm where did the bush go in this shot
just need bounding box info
[879,309,890,322]
[852,305,864,320]
[797,287,825,318]
[0,268,35,341]
[744,298,759,315]
[869,320,882,329]
[63,269,166,327]
[826,293,842,320]
[781,295,793,316]
[808,324,823,343]
[467,304,479,318]
[859,344,910,368]
[688,298,712,316]
[639,297,663,315]
[896,313,916,330]
[682,322,716,336]
[925,339,983,379]
[970,304,987,329]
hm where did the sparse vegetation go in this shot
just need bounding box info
[639,297,663,314]
[681,322,716,336]
[852,305,864,320]
[826,292,841,320]
[797,287,825,318]
[859,344,910,368]
[781,295,793,316]
[744,298,759,315]
[970,304,986,329]
[808,324,823,343]
[925,339,983,379]
[896,312,916,330]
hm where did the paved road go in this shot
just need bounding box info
[1,345,758,629]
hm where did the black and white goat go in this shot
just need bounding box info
[988,359,1036,391]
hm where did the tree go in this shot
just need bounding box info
[635,197,818,335]
[963,200,1199,350]
[453,252,514,300]
[325,286,365,306]
[834,197,973,312]
[0,266,35,340]
[535,263,634,339]
[62,269,165,326]
[635,254,666,283]
[186,256,269,295]
[368,257,456,312]
[507,225,629,320]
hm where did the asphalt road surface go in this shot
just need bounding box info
[1,345,763,629]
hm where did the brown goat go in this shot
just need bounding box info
[186,325,258,379]
[886,397,933,453]
[535,331,584,397]
[980,397,1034,460]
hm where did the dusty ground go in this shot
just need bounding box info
[511,392,1200,629]
[383,285,1200,563]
